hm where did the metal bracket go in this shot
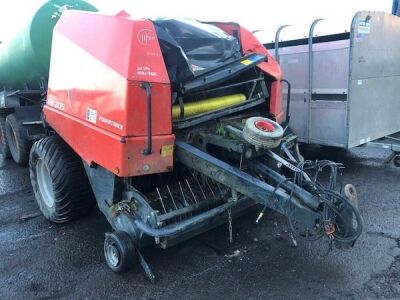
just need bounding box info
[307,18,325,144]
[175,140,320,227]
[274,24,291,63]
[137,248,156,283]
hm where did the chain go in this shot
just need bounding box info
[228,209,233,243]
[239,149,243,170]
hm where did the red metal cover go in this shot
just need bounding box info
[44,12,284,178]
[44,11,174,177]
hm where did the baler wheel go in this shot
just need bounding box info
[104,231,137,273]
[0,115,11,159]
[29,136,94,223]
[393,154,400,167]
[5,113,32,165]
[243,117,284,149]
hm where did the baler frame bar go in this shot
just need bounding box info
[174,140,320,227]
[184,77,263,99]
[247,160,319,210]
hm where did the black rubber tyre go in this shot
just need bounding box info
[5,113,32,165]
[0,115,10,159]
[104,231,137,273]
[29,136,95,223]
[394,154,400,167]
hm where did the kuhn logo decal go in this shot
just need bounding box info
[137,29,156,46]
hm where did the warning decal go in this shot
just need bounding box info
[86,108,97,124]
[161,145,174,157]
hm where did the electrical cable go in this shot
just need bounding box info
[286,159,362,246]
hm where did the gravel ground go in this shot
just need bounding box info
[0,146,400,299]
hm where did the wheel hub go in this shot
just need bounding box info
[36,158,55,208]
[255,120,275,132]
[5,121,16,153]
[106,243,120,267]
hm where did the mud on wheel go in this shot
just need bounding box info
[0,115,10,159]
[29,135,94,223]
[5,113,32,164]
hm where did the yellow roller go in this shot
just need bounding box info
[172,94,246,120]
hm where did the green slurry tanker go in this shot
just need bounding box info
[0,0,97,164]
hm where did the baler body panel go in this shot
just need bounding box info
[45,105,174,176]
[45,11,174,177]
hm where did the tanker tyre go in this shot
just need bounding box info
[29,136,95,223]
[5,113,31,165]
[0,115,11,159]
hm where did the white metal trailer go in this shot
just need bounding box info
[266,11,400,161]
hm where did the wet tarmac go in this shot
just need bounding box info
[0,146,400,299]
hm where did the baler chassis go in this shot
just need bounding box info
[83,118,362,280]
[0,88,47,164]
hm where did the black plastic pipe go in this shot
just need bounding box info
[140,82,152,155]
[247,160,321,211]
[281,79,291,126]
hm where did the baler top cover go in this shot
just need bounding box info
[45,10,284,176]
[153,18,241,83]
